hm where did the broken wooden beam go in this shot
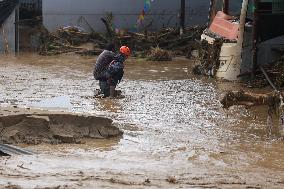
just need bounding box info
[101,18,114,39]
[220,90,283,109]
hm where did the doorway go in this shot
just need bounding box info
[18,0,42,52]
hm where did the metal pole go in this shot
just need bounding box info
[207,0,216,27]
[180,0,185,35]
[15,4,19,53]
[237,0,249,47]
[260,66,278,92]
[251,0,259,79]
[223,0,229,14]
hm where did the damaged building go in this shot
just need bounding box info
[0,0,18,54]
[0,0,42,53]
[198,0,284,80]
[2,0,282,62]
[0,0,244,54]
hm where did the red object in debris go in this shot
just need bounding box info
[209,11,239,40]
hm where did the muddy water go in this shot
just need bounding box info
[0,53,283,188]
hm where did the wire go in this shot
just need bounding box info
[260,66,279,92]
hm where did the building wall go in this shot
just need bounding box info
[20,0,42,10]
[0,10,16,53]
[42,0,214,32]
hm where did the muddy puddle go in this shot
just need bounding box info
[0,53,283,189]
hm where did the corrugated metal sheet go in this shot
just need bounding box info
[0,0,18,25]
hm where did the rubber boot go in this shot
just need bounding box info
[109,86,116,98]
[100,81,110,98]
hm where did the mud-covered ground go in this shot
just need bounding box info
[0,53,283,189]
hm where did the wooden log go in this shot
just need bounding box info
[128,31,146,38]
[101,18,114,39]
[221,90,283,109]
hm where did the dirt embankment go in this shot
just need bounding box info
[0,110,123,145]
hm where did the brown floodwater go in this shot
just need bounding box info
[0,53,283,189]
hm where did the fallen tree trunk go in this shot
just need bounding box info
[221,90,283,109]
[101,18,114,39]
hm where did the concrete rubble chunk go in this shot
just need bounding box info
[0,109,123,145]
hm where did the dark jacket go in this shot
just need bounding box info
[106,54,126,86]
[93,50,116,80]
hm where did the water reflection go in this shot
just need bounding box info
[96,98,122,113]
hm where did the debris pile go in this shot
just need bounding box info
[39,26,107,56]
[147,47,172,61]
[246,51,284,88]
[129,26,204,58]
[192,39,224,76]
[39,24,205,59]
[220,89,283,112]
[57,26,91,45]
[220,90,281,109]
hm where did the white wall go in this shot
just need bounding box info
[42,0,211,32]
[0,10,16,53]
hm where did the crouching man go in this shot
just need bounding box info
[95,46,131,98]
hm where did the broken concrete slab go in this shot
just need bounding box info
[0,108,123,145]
